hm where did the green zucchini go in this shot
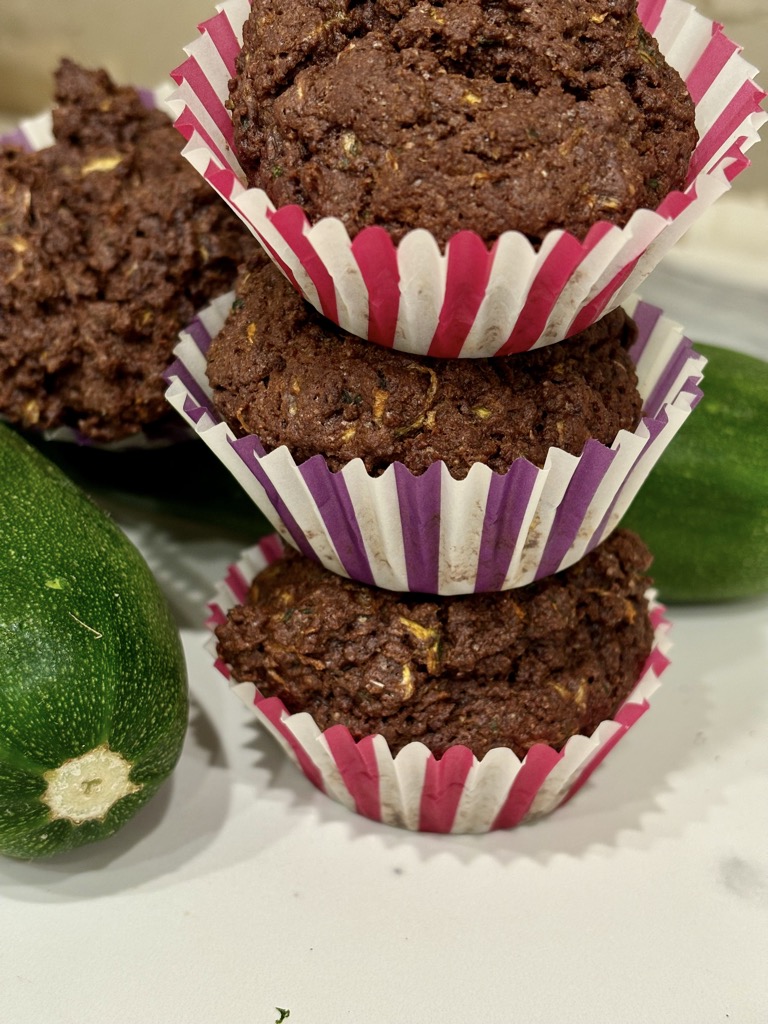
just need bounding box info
[0,423,188,858]
[622,343,768,604]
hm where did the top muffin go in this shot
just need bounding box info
[228,0,698,246]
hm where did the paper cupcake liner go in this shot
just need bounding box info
[1,88,194,450]
[169,0,766,357]
[164,294,705,594]
[166,296,704,592]
[205,535,672,834]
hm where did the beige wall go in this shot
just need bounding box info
[695,0,767,195]
[0,0,213,113]
[0,0,765,194]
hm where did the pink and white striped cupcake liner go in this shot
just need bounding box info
[164,295,705,595]
[1,88,194,450]
[206,535,672,834]
[169,0,766,357]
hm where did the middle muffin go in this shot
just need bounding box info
[166,262,703,594]
[206,255,642,478]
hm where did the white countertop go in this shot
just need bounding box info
[0,502,767,1024]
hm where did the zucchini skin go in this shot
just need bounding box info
[0,423,188,858]
[622,343,768,604]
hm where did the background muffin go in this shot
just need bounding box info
[0,59,254,444]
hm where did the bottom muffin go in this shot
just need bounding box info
[208,531,671,833]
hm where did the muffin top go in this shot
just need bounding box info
[206,256,643,478]
[228,0,698,246]
[215,528,655,759]
[0,59,254,443]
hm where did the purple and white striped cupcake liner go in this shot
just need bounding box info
[164,294,705,595]
[1,87,193,450]
[205,535,672,834]
[168,0,766,357]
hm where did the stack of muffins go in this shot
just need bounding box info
[166,0,766,832]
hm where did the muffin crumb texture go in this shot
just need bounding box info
[0,59,253,442]
[229,0,698,245]
[215,529,655,760]
[206,256,643,477]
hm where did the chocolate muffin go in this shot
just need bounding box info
[215,529,655,760]
[0,59,255,443]
[228,0,698,246]
[206,256,643,478]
